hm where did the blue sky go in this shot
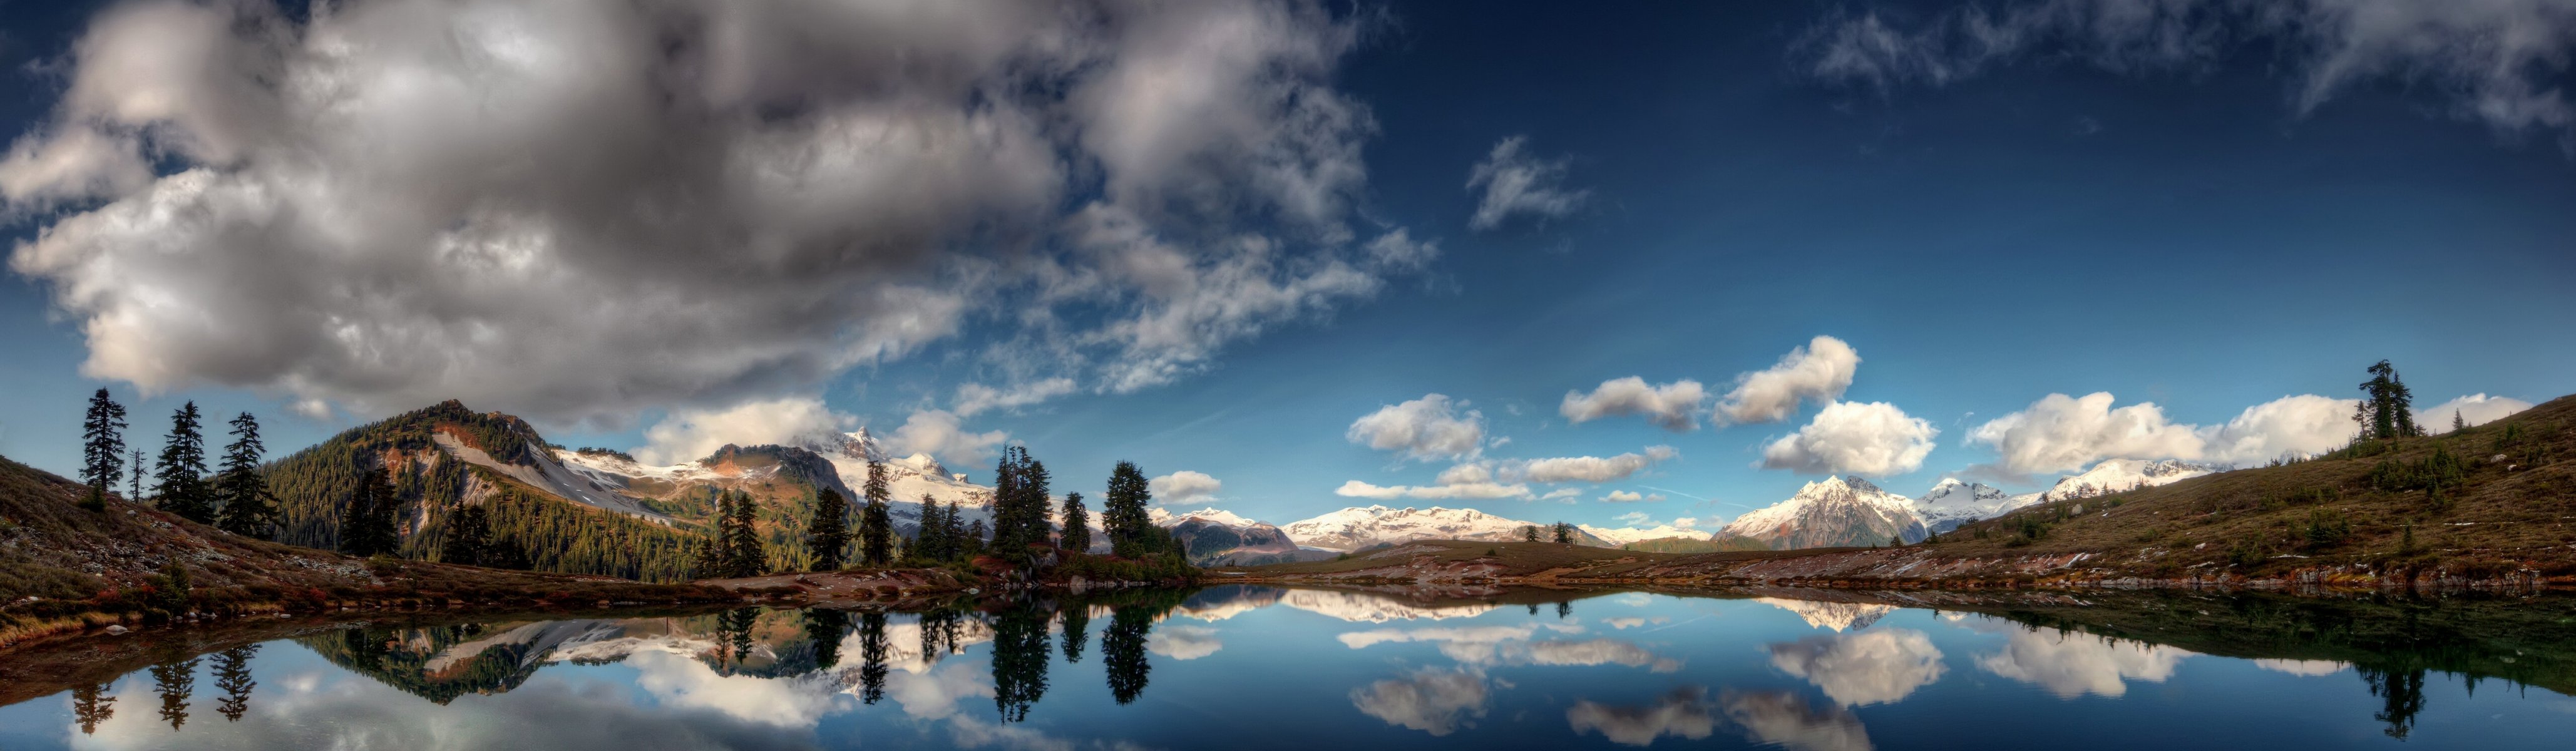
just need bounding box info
[1,1,2571,532]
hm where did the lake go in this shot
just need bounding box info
[0,586,2568,750]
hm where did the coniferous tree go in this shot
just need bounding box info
[723,490,766,577]
[1552,522,1572,544]
[212,645,258,722]
[1062,604,1091,663]
[965,518,988,558]
[155,402,216,523]
[341,466,401,556]
[80,388,128,511]
[857,611,891,704]
[2452,410,2466,433]
[1521,525,1540,543]
[860,460,895,565]
[809,488,852,571]
[151,656,197,730]
[2354,360,2422,440]
[72,683,116,734]
[443,504,491,565]
[1104,461,1156,557]
[941,499,967,560]
[1060,492,1092,554]
[128,449,144,503]
[215,412,275,537]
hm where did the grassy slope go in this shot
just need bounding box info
[1922,394,2576,578]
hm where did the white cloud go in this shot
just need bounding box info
[887,409,1008,467]
[1722,692,1873,751]
[953,378,1077,417]
[2252,658,2349,677]
[1767,630,1947,707]
[1567,688,1718,747]
[2419,393,2535,433]
[4,0,1419,424]
[1797,0,2576,142]
[1561,377,1709,431]
[1149,470,1224,504]
[1758,401,1939,476]
[1971,391,2438,474]
[1504,446,1678,483]
[1335,478,1532,501]
[1147,625,1224,660]
[1540,488,1582,501]
[1465,135,1589,231]
[1601,490,1650,503]
[1347,394,1487,462]
[1718,336,1861,424]
[635,396,855,465]
[1351,669,1490,736]
[1977,626,2193,698]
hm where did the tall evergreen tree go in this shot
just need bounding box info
[79,388,128,511]
[340,466,401,556]
[724,490,766,577]
[2452,410,2466,433]
[443,504,491,565]
[860,460,894,565]
[151,656,197,730]
[858,611,891,704]
[991,448,1054,559]
[128,449,144,503]
[1104,461,1156,558]
[212,645,258,722]
[809,488,852,571]
[153,402,215,523]
[964,518,988,558]
[2354,360,2422,440]
[692,535,725,580]
[72,683,116,734]
[1551,522,1572,544]
[1521,524,1540,543]
[214,412,275,537]
[1060,492,1091,553]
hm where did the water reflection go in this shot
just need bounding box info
[3,586,2569,750]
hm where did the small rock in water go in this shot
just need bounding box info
[104,625,128,635]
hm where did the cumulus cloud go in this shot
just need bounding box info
[1971,392,2399,475]
[2418,393,2535,433]
[1600,490,1663,503]
[1766,630,1947,707]
[1758,401,1939,477]
[1796,0,2576,143]
[953,378,1078,418]
[1561,377,1709,431]
[1718,337,1861,424]
[1977,626,2194,698]
[1149,470,1224,504]
[1347,394,1487,462]
[635,396,856,465]
[1351,668,1489,736]
[1567,688,1718,747]
[1465,135,1589,231]
[1147,625,1224,660]
[1722,691,1874,751]
[887,409,1008,467]
[4,0,1421,424]
[1502,446,1678,483]
[1335,478,1532,501]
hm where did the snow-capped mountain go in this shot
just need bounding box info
[1149,507,1259,529]
[1578,523,1715,546]
[555,427,997,536]
[1912,478,2041,533]
[1720,476,1928,549]
[1282,505,1603,551]
[2036,459,2224,503]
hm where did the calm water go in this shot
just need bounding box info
[1,587,2569,750]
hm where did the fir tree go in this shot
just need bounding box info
[212,645,258,722]
[1060,492,1091,553]
[1551,522,1572,544]
[151,656,197,730]
[215,412,275,537]
[443,504,491,566]
[72,682,116,734]
[154,402,215,523]
[2452,410,2466,433]
[692,536,725,580]
[80,389,128,511]
[965,518,988,558]
[724,490,766,577]
[1521,524,1540,543]
[128,449,144,503]
[859,460,894,565]
[809,488,852,571]
[1104,461,1156,557]
[2354,360,2422,440]
[340,466,401,556]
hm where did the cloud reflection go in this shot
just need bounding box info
[1767,629,1946,706]
[1349,668,1490,735]
[1566,687,1718,746]
[1976,627,2192,698]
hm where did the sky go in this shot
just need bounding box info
[1,0,2572,534]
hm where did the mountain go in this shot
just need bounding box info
[2036,459,2225,503]
[1578,523,1714,546]
[1280,505,1609,551]
[555,428,997,543]
[265,401,706,581]
[1720,476,1928,549]
[1912,478,2042,533]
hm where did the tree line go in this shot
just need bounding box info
[78,389,279,537]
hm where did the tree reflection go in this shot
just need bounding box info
[804,609,849,670]
[1556,601,1573,620]
[992,601,1054,722]
[2360,667,2427,740]
[1062,605,1090,663]
[212,645,259,722]
[919,607,965,666]
[717,607,759,672]
[857,611,890,705]
[150,656,198,730]
[1103,603,1154,705]
[71,683,116,735]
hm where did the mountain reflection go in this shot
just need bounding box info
[4,588,2568,750]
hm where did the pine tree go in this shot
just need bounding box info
[965,518,988,558]
[1551,522,1572,544]
[810,488,851,571]
[859,460,894,565]
[341,466,401,556]
[79,389,128,511]
[2452,410,2466,433]
[692,536,725,579]
[72,683,116,734]
[151,656,197,730]
[128,449,144,503]
[2354,360,2422,440]
[943,499,967,560]
[443,504,491,566]
[1521,525,1540,543]
[1104,461,1156,557]
[215,412,275,537]
[1060,492,1091,554]
[724,490,766,577]
[212,645,257,722]
[153,402,216,523]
